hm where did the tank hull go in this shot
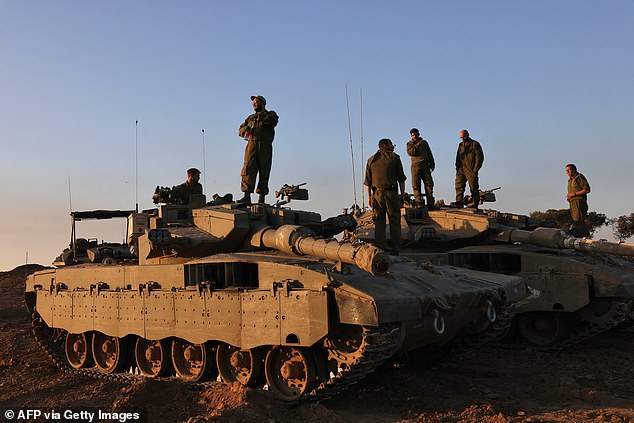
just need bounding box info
[26,249,527,399]
[354,206,634,349]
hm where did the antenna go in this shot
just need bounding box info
[135,120,139,213]
[68,176,76,261]
[202,129,206,193]
[359,88,365,210]
[68,175,73,214]
[345,84,358,210]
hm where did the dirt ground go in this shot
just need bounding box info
[2,265,633,423]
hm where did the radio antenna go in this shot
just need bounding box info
[135,120,139,212]
[202,129,206,193]
[67,175,73,214]
[359,88,365,210]
[68,175,76,261]
[345,84,358,211]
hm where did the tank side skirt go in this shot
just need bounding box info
[37,286,328,349]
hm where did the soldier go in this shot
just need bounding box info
[179,168,203,205]
[565,163,591,237]
[237,95,279,204]
[452,129,484,208]
[406,128,435,210]
[364,138,407,255]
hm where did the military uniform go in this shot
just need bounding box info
[406,136,435,207]
[455,138,484,206]
[179,180,203,205]
[364,149,406,254]
[238,109,279,196]
[567,172,591,237]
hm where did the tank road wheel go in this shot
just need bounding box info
[264,346,316,401]
[171,338,215,382]
[92,332,130,373]
[135,338,173,378]
[65,332,94,369]
[517,312,569,347]
[216,343,262,386]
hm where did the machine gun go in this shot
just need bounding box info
[464,187,501,207]
[274,183,308,206]
[152,185,184,205]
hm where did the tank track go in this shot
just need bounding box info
[31,311,400,401]
[493,297,631,351]
[31,311,142,385]
[308,324,400,401]
[400,303,514,366]
[547,297,631,351]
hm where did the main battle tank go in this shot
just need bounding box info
[352,191,634,349]
[25,185,529,401]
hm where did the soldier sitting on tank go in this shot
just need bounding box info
[179,168,203,205]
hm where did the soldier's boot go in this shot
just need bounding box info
[415,195,425,209]
[450,193,464,208]
[426,196,437,211]
[258,194,266,204]
[237,192,252,204]
[468,194,480,209]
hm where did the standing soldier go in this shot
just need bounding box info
[406,128,435,210]
[364,138,407,255]
[565,163,591,237]
[452,129,484,208]
[237,95,279,204]
[179,168,203,205]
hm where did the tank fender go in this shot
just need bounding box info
[590,269,634,298]
[334,288,421,326]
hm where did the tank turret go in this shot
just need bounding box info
[353,193,634,349]
[25,185,531,401]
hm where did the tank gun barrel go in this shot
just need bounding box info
[252,225,390,275]
[494,226,634,257]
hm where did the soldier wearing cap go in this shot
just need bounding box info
[565,163,591,237]
[406,128,435,209]
[237,95,279,204]
[452,129,484,208]
[364,138,407,255]
[179,167,203,205]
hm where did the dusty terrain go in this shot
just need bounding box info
[2,265,633,423]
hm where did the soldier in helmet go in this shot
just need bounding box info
[237,95,279,204]
[179,168,203,205]
[565,163,591,237]
[364,138,407,255]
[452,129,484,208]
[406,128,435,210]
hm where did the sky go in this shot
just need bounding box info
[1,0,633,270]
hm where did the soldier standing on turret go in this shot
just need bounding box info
[406,128,435,210]
[237,95,279,204]
[452,129,484,209]
[565,163,591,237]
[179,168,203,205]
[364,138,407,255]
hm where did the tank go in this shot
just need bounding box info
[352,190,634,349]
[25,185,530,401]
